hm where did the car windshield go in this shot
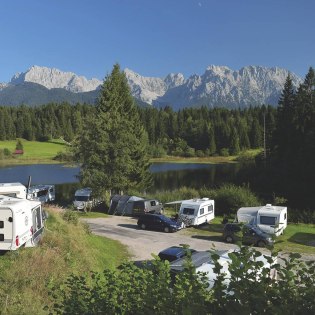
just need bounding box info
[75,196,89,201]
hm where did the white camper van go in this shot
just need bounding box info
[237,204,287,236]
[73,188,94,211]
[0,195,45,250]
[178,198,215,226]
[27,185,55,203]
[0,182,27,199]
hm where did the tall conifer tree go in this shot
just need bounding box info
[74,64,151,196]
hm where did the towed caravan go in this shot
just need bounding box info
[237,204,287,236]
[27,184,55,203]
[0,195,45,251]
[0,182,27,199]
[178,198,215,226]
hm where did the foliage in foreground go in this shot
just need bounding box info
[49,247,315,315]
[0,209,129,314]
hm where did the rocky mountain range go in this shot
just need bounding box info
[0,65,302,108]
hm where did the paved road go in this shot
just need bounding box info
[83,215,242,260]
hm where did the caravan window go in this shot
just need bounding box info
[182,208,195,215]
[199,208,204,215]
[284,213,287,220]
[0,221,3,228]
[37,189,48,197]
[0,234,4,241]
[260,216,276,225]
[208,205,213,213]
[150,200,156,206]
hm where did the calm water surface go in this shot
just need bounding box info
[0,162,240,204]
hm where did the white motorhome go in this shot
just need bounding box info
[27,185,55,203]
[178,198,215,226]
[73,188,94,211]
[237,204,287,236]
[0,182,27,199]
[0,195,45,250]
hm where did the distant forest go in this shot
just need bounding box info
[0,103,274,157]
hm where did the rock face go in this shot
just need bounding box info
[124,65,302,109]
[0,65,302,108]
[10,65,102,93]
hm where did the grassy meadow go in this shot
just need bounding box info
[0,207,129,314]
[0,139,67,164]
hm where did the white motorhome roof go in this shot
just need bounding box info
[181,198,214,206]
[237,206,261,216]
[0,195,41,211]
[0,182,25,188]
[238,204,287,216]
[75,188,92,196]
[28,184,54,193]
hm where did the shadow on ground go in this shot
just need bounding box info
[288,232,315,247]
[191,235,223,242]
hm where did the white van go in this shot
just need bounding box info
[0,195,45,250]
[73,188,94,210]
[237,204,287,236]
[0,182,27,199]
[178,198,215,226]
[27,184,55,203]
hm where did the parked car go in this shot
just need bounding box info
[223,223,273,247]
[158,246,196,262]
[137,214,181,233]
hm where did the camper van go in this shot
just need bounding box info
[0,182,27,199]
[73,188,95,211]
[0,195,45,250]
[27,185,55,203]
[178,198,215,227]
[237,204,287,236]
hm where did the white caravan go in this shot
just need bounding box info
[178,198,215,226]
[0,195,45,250]
[0,182,27,199]
[170,249,277,290]
[237,204,287,236]
[73,188,94,210]
[27,185,55,203]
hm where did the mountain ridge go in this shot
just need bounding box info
[0,65,302,108]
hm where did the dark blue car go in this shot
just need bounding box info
[158,246,196,262]
[137,214,181,233]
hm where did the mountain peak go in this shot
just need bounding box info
[10,65,102,93]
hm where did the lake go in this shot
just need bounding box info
[0,162,240,204]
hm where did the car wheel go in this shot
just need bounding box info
[257,240,266,247]
[164,226,170,233]
[225,235,234,243]
[141,223,146,230]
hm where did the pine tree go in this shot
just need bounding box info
[74,64,151,196]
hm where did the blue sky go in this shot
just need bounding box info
[0,0,314,82]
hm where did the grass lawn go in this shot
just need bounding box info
[0,139,67,164]
[77,211,109,219]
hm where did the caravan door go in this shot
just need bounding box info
[0,208,13,250]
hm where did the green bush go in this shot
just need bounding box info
[48,248,315,314]
[62,210,79,225]
[219,148,229,156]
[209,184,260,216]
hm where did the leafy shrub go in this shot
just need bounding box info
[48,248,315,315]
[62,210,79,225]
[219,148,229,156]
[199,184,260,216]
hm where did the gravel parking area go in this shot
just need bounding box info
[83,215,238,260]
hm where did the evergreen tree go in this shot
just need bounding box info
[74,64,151,196]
